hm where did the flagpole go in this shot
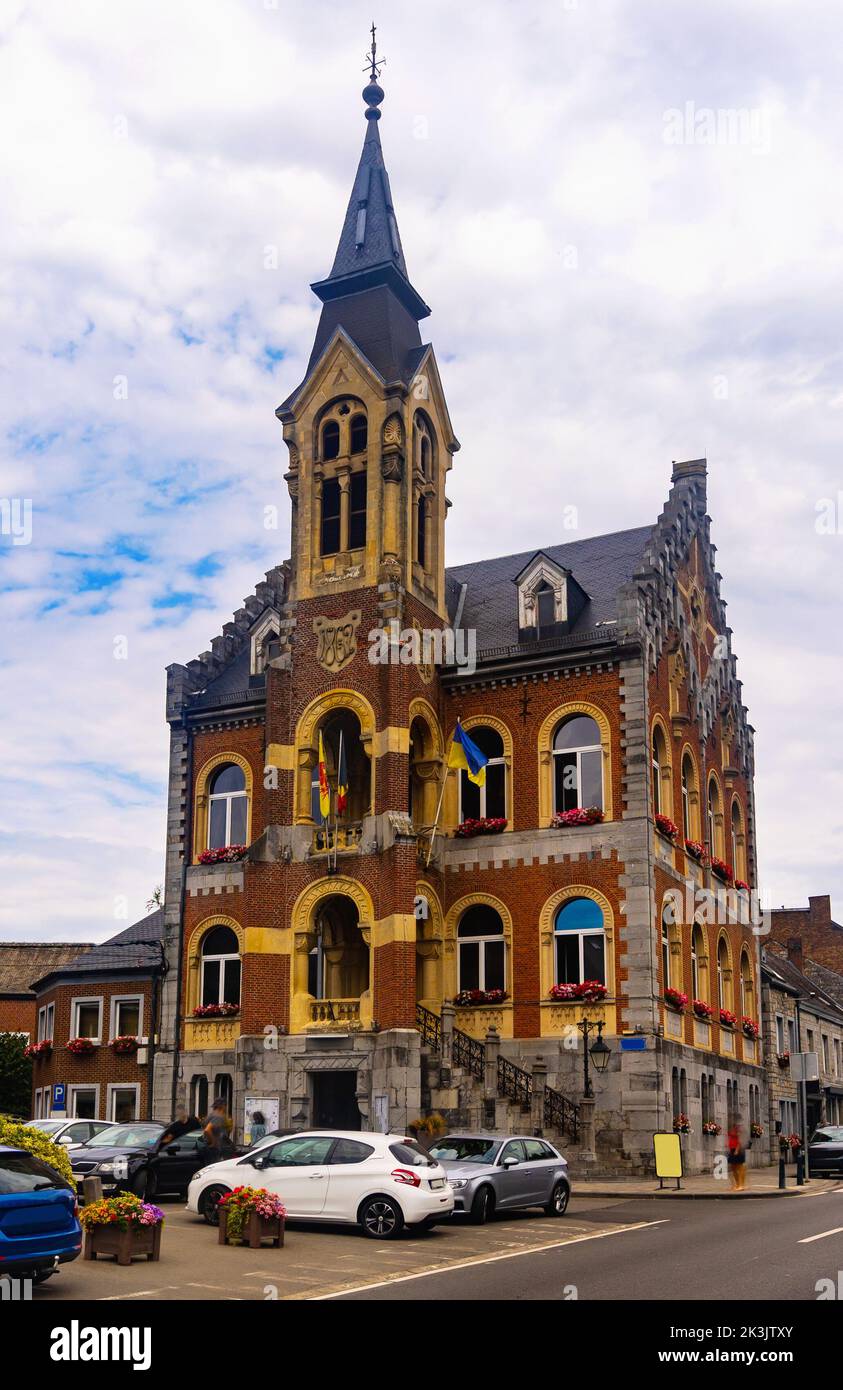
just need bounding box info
[426,760,452,869]
[335,730,344,873]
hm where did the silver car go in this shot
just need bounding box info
[429,1133,570,1224]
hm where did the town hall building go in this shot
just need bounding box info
[151,63,766,1174]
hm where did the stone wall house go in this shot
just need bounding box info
[29,911,165,1124]
[151,74,768,1174]
[763,944,843,1137]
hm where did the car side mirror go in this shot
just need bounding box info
[252,1153,268,1170]
[166,1145,179,1155]
[502,1156,519,1169]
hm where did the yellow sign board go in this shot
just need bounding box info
[653,1131,683,1181]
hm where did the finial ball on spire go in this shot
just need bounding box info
[362,79,384,119]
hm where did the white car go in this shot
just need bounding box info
[187,1129,454,1239]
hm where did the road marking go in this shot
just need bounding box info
[309,1220,669,1300]
[798,1226,843,1244]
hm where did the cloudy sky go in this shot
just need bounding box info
[1,0,841,943]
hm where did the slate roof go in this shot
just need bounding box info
[326,116,410,283]
[763,949,843,1019]
[190,647,263,711]
[29,911,165,991]
[0,944,93,997]
[445,525,654,658]
[803,959,843,1010]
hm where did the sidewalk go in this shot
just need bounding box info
[575,1164,838,1199]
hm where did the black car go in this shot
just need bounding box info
[808,1125,843,1176]
[69,1122,220,1199]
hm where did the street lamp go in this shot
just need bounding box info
[576,1018,612,1098]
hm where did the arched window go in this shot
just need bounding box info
[691,922,707,1000]
[458,726,506,822]
[213,1074,233,1116]
[553,715,603,814]
[661,907,674,991]
[731,800,744,879]
[717,936,732,1011]
[200,926,241,1009]
[321,478,341,555]
[208,764,248,849]
[458,905,505,993]
[652,725,669,818]
[707,777,721,856]
[681,753,696,840]
[349,414,368,454]
[322,420,340,461]
[740,950,754,1017]
[310,708,371,826]
[309,896,369,999]
[348,470,367,550]
[554,898,606,986]
[416,494,426,567]
[190,1074,209,1119]
[414,413,434,477]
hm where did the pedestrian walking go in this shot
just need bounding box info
[204,1099,234,1156]
[727,1113,748,1191]
[249,1110,267,1144]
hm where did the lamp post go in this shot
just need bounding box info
[576,1018,612,1099]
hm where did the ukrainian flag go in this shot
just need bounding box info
[447,720,488,787]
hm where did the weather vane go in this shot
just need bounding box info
[364,22,385,81]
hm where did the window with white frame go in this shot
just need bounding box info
[458,726,506,822]
[208,763,248,849]
[457,905,505,993]
[775,1015,785,1053]
[787,1017,797,1053]
[72,998,102,1040]
[37,1003,54,1043]
[552,715,603,814]
[111,996,142,1040]
[108,1085,139,1123]
[68,1086,98,1119]
[835,1039,841,1076]
[554,898,606,986]
[200,926,241,1008]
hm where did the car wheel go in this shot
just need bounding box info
[200,1185,230,1226]
[545,1181,570,1217]
[469,1185,494,1225]
[359,1195,404,1239]
[130,1169,149,1197]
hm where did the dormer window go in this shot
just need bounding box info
[514,552,588,639]
[536,582,556,634]
[322,420,340,461]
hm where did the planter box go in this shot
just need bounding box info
[84,1222,161,1266]
[219,1209,285,1249]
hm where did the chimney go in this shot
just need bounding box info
[786,937,804,972]
[808,895,832,927]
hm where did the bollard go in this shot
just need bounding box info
[778,1152,787,1189]
[796,1145,805,1186]
[81,1175,103,1206]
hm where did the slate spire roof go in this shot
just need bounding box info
[283,67,431,398]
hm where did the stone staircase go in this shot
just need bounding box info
[417,1004,582,1152]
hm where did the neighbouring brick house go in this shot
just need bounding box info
[28,911,165,1123]
[0,944,90,1041]
[763,934,843,1136]
[151,73,767,1174]
[768,896,843,976]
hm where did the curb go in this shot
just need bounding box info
[574,1185,816,1200]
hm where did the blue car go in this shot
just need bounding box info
[0,1144,82,1285]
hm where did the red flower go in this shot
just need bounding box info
[551,807,604,828]
[655,813,679,841]
[197,845,249,865]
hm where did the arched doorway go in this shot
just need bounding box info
[307,894,370,1023]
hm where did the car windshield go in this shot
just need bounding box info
[813,1127,843,1142]
[0,1152,73,1194]
[25,1120,65,1134]
[429,1136,502,1164]
[83,1125,163,1149]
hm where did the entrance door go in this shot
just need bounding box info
[312,1071,360,1130]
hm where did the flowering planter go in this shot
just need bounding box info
[692,1000,714,1020]
[655,814,679,842]
[197,845,249,865]
[67,1038,97,1056]
[776,1052,791,1068]
[219,1209,285,1249]
[453,989,508,1007]
[84,1221,161,1266]
[454,818,507,838]
[110,1036,140,1056]
[549,981,608,1002]
[710,858,734,885]
[23,1040,52,1061]
[684,839,706,863]
[719,1010,738,1029]
[192,1004,240,1019]
[551,807,604,828]
[742,1018,760,1040]
[664,989,688,1014]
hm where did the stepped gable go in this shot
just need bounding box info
[166,562,290,720]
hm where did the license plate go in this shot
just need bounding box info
[429,1178,446,1189]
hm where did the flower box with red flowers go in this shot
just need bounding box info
[673,1113,691,1134]
[218,1187,286,1249]
[702,1121,722,1137]
[192,1003,240,1019]
[750,1122,764,1139]
[454,817,507,838]
[548,980,608,1003]
[80,1193,164,1265]
[67,1037,97,1056]
[110,1035,140,1056]
[664,988,688,1013]
[23,1039,52,1061]
[197,845,249,865]
[655,813,679,842]
[719,1008,738,1028]
[710,857,734,884]
[692,999,714,1020]
[734,879,750,892]
[551,806,604,828]
[776,1050,791,1068]
[684,839,707,863]
[741,1017,760,1040]
[453,989,508,1007]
